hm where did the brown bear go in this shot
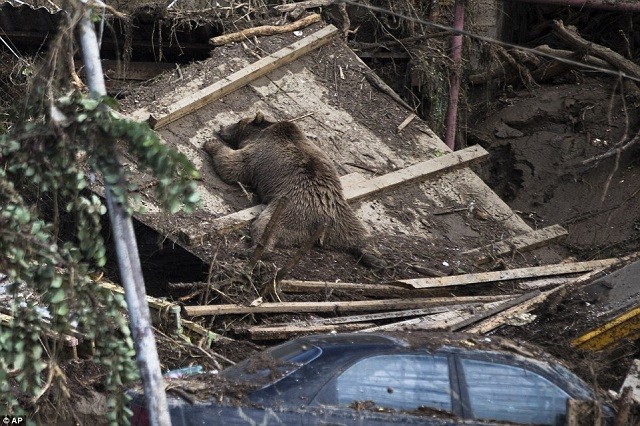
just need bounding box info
[203,112,381,266]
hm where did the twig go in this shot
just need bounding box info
[580,129,640,167]
[344,162,379,175]
[600,148,620,203]
[274,224,328,282]
[247,198,286,270]
[288,112,314,122]
[237,181,253,200]
[155,328,224,370]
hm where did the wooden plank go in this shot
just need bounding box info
[279,280,454,298]
[255,304,480,327]
[464,289,556,334]
[1,313,80,359]
[451,290,541,331]
[461,224,568,264]
[362,294,542,333]
[130,25,339,128]
[361,300,508,332]
[245,322,375,340]
[180,146,488,244]
[392,258,618,289]
[183,294,513,317]
[342,145,488,202]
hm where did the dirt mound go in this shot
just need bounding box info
[470,76,640,260]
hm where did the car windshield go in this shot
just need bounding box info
[220,340,322,387]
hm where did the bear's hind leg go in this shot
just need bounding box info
[250,201,284,253]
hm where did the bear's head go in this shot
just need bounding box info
[218,112,274,149]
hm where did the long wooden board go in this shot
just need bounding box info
[393,258,618,289]
[252,304,480,327]
[342,145,488,202]
[245,322,375,340]
[180,145,488,244]
[464,289,556,334]
[183,294,513,317]
[450,290,541,331]
[130,25,339,128]
[361,301,508,332]
[462,224,568,264]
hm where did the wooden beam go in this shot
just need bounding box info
[183,294,513,317]
[462,224,568,264]
[452,290,541,331]
[342,145,488,202]
[180,145,488,244]
[361,300,508,332]
[1,313,80,359]
[254,304,480,327]
[244,322,375,340]
[362,293,542,333]
[393,258,618,289]
[279,279,451,297]
[464,289,556,334]
[130,25,339,128]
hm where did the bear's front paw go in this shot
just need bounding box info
[203,139,223,156]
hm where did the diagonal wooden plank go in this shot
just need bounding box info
[392,258,618,289]
[462,224,569,264]
[130,25,339,129]
[361,300,508,332]
[183,294,513,317]
[179,145,488,244]
[342,145,488,201]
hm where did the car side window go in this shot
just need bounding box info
[460,358,570,425]
[317,354,452,412]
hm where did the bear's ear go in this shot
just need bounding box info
[253,111,265,124]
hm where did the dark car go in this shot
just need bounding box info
[130,332,611,425]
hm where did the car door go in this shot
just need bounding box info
[307,352,464,425]
[455,353,573,425]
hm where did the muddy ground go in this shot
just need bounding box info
[467,75,640,392]
[3,1,640,423]
[116,4,639,414]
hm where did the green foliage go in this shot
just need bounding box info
[0,89,200,422]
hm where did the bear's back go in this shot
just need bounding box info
[245,122,343,203]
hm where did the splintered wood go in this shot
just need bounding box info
[179,256,619,340]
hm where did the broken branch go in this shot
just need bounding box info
[209,13,322,46]
[551,20,640,81]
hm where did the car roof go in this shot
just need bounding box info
[294,331,541,357]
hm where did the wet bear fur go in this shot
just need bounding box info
[203,112,374,262]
